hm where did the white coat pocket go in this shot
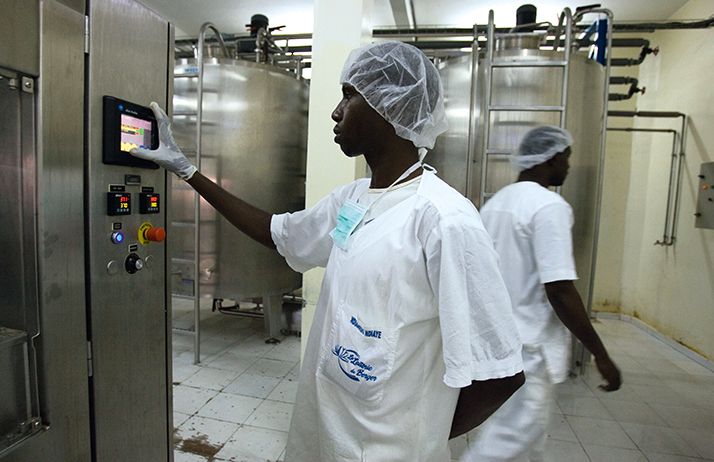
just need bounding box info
[317,304,398,406]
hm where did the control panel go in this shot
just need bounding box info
[103,175,165,275]
[695,161,714,230]
[84,6,172,458]
[102,96,159,169]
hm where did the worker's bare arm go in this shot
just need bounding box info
[544,280,621,391]
[129,102,275,249]
[186,172,275,249]
[449,371,525,439]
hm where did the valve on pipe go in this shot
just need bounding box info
[609,76,646,101]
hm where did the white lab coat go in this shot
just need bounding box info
[461,181,579,461]
[271,170,523,462]
[461,346,554,462]
[479,181,577,383]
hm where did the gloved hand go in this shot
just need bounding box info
[130,102,197,180]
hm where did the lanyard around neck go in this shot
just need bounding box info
[367,161,423,211]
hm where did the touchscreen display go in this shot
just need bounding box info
[120,114,153,152]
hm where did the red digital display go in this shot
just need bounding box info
[107,192,131,216]
[139,192,160,214]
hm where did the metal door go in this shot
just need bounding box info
[0,66,42,459]
[1,1,92,461]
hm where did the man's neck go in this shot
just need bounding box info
[365,145,421,188]
[517,170,550,188]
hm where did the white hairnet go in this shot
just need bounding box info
[510,125,573,172]
[340,41,448,152]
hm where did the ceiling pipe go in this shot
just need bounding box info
[372,16,714,38]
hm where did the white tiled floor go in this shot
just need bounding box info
[171,299,714,462]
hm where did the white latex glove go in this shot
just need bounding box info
[130,102,197,180]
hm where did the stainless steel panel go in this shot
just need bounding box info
[86,0,171,460]
[3,1,92,460]
[472,49,570,200]
[164,23,175,457]
[0,73,30,333]
[431,55,472,194]
[561,57,605,306]
[56,0,85,13]
[0,330,29,448]
[695,162,714,229]
[0,72,40,458]
[172,59,307,299]
[0,0,39,76]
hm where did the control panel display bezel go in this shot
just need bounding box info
[103,96,159,169]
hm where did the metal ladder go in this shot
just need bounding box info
[477,8,573,207]
[182,23,228,364]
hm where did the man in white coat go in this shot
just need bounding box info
[462,126,622,461]
[133,41,526,461]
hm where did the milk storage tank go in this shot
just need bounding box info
[171,58,308,303]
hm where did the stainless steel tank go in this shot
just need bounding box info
[431,33,606,323]
[172,58,308,300]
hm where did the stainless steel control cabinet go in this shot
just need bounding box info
[1,0,173,460]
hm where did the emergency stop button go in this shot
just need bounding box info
[145,226,166,242]
[138,222,166,245]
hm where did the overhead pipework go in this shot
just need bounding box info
[371,9,711,115]
[174,15,310,78]
[372,14,714,41]
[371,11,713,66]
[610,41,659,67]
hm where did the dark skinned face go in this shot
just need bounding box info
[548,147,572,186]
[331,84,393,157]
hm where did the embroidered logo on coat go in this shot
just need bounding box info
[350,316,382,338]
[332,345,378,382]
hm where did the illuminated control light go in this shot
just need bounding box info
[111,231,125,244]
[139,192,160,214]
[107,192,131,216]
